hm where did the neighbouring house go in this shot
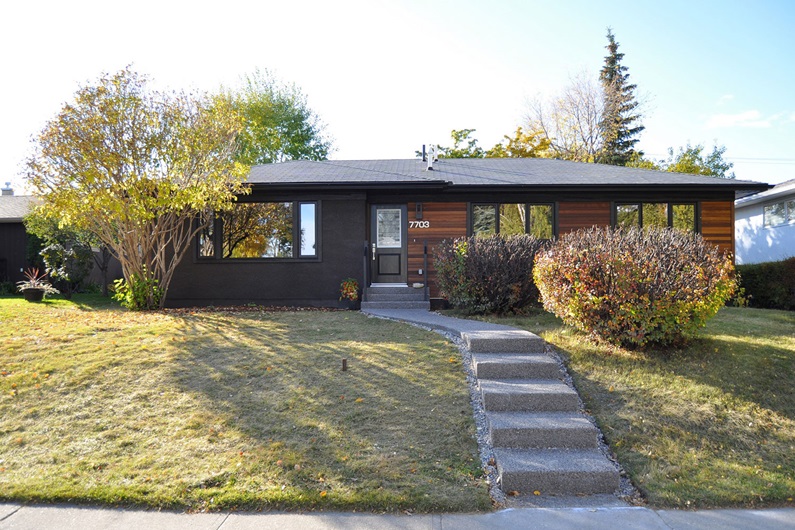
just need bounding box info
[735,178,795,265]
[166,157,770,308]
[0,182,123,289]
[0,183,39,284]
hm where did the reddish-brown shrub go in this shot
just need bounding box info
[434,235,549,315]
[533,226,736,348]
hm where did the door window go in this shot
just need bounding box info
[377,208,402,248]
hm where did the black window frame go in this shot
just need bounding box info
[612,201,700,233]
[468,202,557,239]
[196,200,321,262]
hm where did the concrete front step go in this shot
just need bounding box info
[361,301,430,310]
[462,330,545,353]
[365,286,423,296]
[479,379,579,412]
[494,447,619,495]
[472,353,560,380]
[487,411,599,449]
[365,292,427,302]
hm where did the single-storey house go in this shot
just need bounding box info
[735,178,795,265]
[0,184,38,284]
[166,157,770,308]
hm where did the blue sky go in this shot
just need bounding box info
[2,0,793,192]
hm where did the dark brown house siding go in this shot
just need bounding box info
[701,201,735,257]
[407,202,467,298]
[166,196,366,307]
[558,202,612,234]
[0,223,28,283]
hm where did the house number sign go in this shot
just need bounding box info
[409,221,430,228]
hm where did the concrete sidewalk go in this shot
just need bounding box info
[1,503,794,529]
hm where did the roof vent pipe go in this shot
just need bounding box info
[422,144,426,162]
[426,145,436,171]
[1,182,12,196]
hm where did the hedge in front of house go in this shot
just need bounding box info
[533,226,737,348]
[434,234,549,315]
[737,257,795,310]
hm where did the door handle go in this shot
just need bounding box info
[372,243,376,261]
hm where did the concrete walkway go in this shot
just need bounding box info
[362,308,519,335]
[2,502,794,529]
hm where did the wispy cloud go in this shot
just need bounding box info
[705,110,777,129]
[716,94,734,105]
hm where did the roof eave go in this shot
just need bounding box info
[246,179,771,199]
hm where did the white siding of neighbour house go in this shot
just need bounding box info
[735,181,795,265]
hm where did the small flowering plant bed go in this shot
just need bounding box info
[339,278,360,302]
[464,306,795,509]
[0,295,489,512]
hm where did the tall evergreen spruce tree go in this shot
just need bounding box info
[598,28,644,166]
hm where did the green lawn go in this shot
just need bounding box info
[0,295,491,512]
[470,306,795,508]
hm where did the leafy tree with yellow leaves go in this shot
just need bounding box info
[26,67,249,309]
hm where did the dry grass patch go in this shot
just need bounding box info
[0,296,490,512]
[462,307,795,508]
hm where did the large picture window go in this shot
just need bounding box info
[615,202,696,232]
[198,201,318,260]
[471,203,554,239]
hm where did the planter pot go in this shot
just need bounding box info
[339,299,360,310]
[23,289,45,302]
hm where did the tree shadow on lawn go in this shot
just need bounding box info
[163,310,488,511]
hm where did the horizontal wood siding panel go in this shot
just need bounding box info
[558,202,611,233]
[701,201,734,257]
[407,202,467,298]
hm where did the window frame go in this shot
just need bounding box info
[469,202,556,239]
[763,200,795,228]
[612,201,699,233]
[196,200,321,262]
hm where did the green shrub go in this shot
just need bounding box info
[533,226,736,348]
[736,257,795,310]
[434,234,549,315]
[41,241,94,299]
[112,269,163,310]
